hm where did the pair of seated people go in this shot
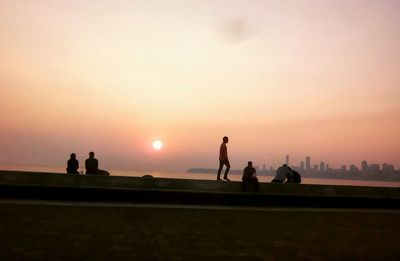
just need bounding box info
[271,164,301,183]
[66,152,109,176]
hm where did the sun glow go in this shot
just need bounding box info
[152,140,163,150]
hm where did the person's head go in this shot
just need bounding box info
[248,161,253,167]
[223,136,229,143]
[283,164,288,167]
[70,153,76,159]
[89,152,95,158]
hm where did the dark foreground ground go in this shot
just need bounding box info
[0,201,399,260]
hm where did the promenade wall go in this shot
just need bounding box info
[0,170,399,208]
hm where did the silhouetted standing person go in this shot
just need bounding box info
[66,153,79,174]
[242,161,258,192]
[217,136,230,181]
[85,151,99,175]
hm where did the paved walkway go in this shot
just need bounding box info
[1,199,400,213]
[0,200,399,260]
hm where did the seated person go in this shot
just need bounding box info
[285,167,301,184]
[85,152,98,175]
[66,153,79,174]
[271,164,291,183]
[85,151,110,176]
[242,161,259,192]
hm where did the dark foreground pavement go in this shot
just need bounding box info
[0,200,399,260]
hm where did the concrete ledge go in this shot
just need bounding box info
[0,170,399,208]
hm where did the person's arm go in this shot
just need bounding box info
[285,170,293,183]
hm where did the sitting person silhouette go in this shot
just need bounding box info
[271,164,291,183]
[285,167,301,184]
[242,161,259,192]
[85,152,110,176]
[66,153,79,174]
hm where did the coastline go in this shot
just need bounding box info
[0,170,399,208]
[1,165,399,188]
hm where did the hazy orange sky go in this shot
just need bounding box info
[1,0,399,171]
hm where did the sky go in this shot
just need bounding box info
[0,0,399,172]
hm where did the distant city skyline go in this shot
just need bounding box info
[188,155,399,182]
[257,155,398,172]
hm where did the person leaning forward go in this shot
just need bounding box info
[271,164,291,183]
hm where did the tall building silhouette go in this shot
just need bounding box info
[300,161,305,171]
[320,162,325,173]
[286,155,289,165]
[361,160,368,172]
[370,164,380,173]
[306,156,311,171]
[382,164,394,173]
[350,164,358,173]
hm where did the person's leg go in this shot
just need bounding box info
[254,178,259,192]
[217,160,224,180]
[223,160,230,180]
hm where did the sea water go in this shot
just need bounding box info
[1,165,399,188]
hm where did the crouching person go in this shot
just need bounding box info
[242,161,259,192]
[271,164,291,183]
[286,167,301,184]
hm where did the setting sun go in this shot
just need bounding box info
[152,140,163,150]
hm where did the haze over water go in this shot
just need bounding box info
[1,165,399,188]
[1,1,399,172]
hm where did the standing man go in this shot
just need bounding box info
[217,136,230,181]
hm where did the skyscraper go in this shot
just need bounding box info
[350,165,358,173]
[320,162,325,173]
[300,161,305,171]
[370,164,380,173]
[361,160,368,172]
[286,155,289,165]
[306,156,311,171]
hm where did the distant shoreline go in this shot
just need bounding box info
[187,168,400,182]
